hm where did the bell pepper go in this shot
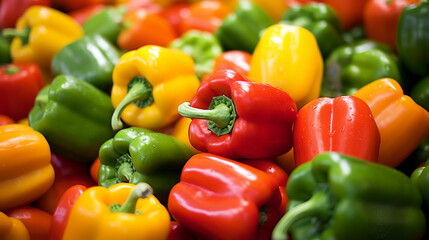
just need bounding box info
[69,4,106,25]
[51,34,121,93]
[281,2,344,59]
[0,211,30,240]
[342,25,366,44]
[353,78,429,168]
[4,206,51,240]
[0,124,54,210]
[322,40,401,97]
[91,158,101,184]
[171,117,200,154]
[0,63,44,121]
[0,35,12,64]
[62,183,170,240]
[272,152,426,240]
[48,185,87,240]
[411,76,429,112]
[364,0,418,51]
[411,160,429,209]
[110,45,200,131]
[36,153,96,214]
[293,96,380,166]
[324,0,369,30]
[0,115,14,126]
[98,127,193,202]
[29,75,115,163]
[168,221,195,240]
[397,0,429,77]
[168,153,282,240]
[249,24,323,109]
[211,50,252,77]
[215,0,274,54]
[178,69,297,159]
[3,6,83,71]
[0,0,50,29]
[169,30,222,80]
[118,8,176,50]
[159,3,191,36]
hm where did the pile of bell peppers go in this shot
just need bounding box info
[1,0,429,239]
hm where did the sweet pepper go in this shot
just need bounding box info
[4,206,51,240]
[178,69,297,159]
[411,76,429,112]
[0,0,50,29]
[29,75,115,163]
[110,45,200,131]
[0,211,29,240]
[98,127,193,202]
[272,152,426,240]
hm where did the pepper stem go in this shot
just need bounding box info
[5,65,20,75]
[35,94,49,111]
[111,77,152,131]
[2,27,31,46]
[271,190,332,240]
[110,183,153,213]
[117,162,134,182]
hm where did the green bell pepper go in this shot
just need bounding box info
[272,152,426,240]
[29,75,115,163]
[214,0,274,54]
[412,160,429,209]
[397,0,429,77]
[51,35,121,93]
[342,25,366,44]
[0,35,11,64]
[281,2,344,59]
[169,30,222,80]
[322,40,401,97]
[411,76,429,112]
[83,5,126,45]
[98,127,193,203]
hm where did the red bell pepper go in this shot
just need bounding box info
[69,4,106,25]
[212,50,252,76]
[178,69,297,160]
[0,114,14,126]
[293,96,381,166]
[48,185,87,240]
[364,0,419,51]
[4,206,51,240]
[167,221,195,240]
[168,153,282,240]
[0,0,50,28]
[160,3,191,36]
[0,63,44,121]
[36,153,96,214]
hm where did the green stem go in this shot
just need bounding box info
[5,65,20,75]
[271,191,332,240]
[2,27,30,45]
[117,162,134,182]
[35,94,49,111]
[110,183,153,213]
[178,102,231,128]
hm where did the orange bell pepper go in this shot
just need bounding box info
[0,211,29,240]
[354,78,429,167]
[4,206,51,240]
[0,124,54,210]
[90,158,101,184]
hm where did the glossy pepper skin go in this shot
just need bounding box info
[0,63,44,121]
[168,153,282,240]
[411,76,429,112]
[215,0,274,54]
[211,50,252,76]
[98,127,193,202]
[63,183,170,240]
[281,2,344,59]
[412,160,429,209]
[0,211,30,240]
[397,0,429,77]
[29,75,115,163]
[0,115,14,126]
[272,152,426,240]
[169,30,223,80]
[293,96,380,166]
[4,6,83,70]
[110,45,200,131]
[322,40,401,97]
[83,6,125,45]
[0,0,50,29]
[249,24,323,109]
[51,34,121,93]
[0,124,54,210]
[354,78,429,168]
[4,206,51,240]
[178,69,297,160]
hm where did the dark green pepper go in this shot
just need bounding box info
[215,0,274,53]
[322,40,401,97]
[342,25,366,44]
[98,127,193,203]
[281,2,344,59]
[272,152,426,240]
[83,6,126,45]
[0,34,11,64]
[51,35,121,93]
[411,76,429,112]
[397,0,429,77]
[412,160,429,210]
[29,75,115,163]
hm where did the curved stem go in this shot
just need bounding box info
[178,102,231,129]
[5,65,20,75]
[35,94,49,111]
[111,183,153,213]
[111,81,150,131]
[2,27,30,45]
[117,162,134,182]
[271,191,332,240]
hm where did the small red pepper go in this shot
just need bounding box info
[0,0,50,28]
[178,69,297,160]
[0,63,44,121]
[0,114,14,126]
[160,3,191,36]
[212,50,252,76]
[90,157,101,184]
[168,153,282,240]
[5,206,51,240]
[293,96,381,166]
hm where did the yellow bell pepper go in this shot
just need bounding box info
[353,78,429,167]
[0,124,54,210]
[249,24,323,109]
[171,117,200,154]
[4,6,83,70]
[111,45,200,131]
[248,0,288,21]
[0,211,30,240]
[63,183,170,240]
